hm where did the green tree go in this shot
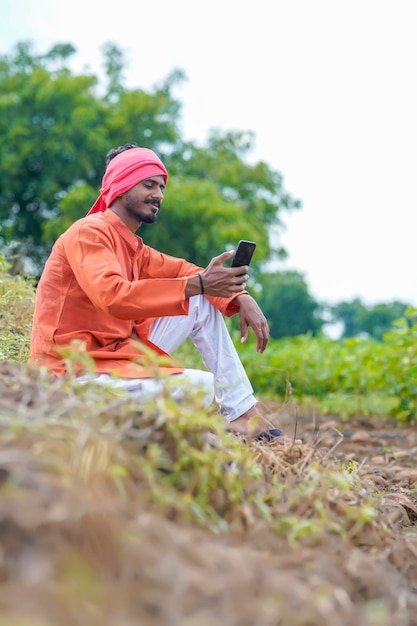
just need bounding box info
[0,42,105,268]
[0,41,300,275]
[0,41,183,269]
[359,302,410,340]
[256,270,324,339]
[332,299,411,339]
[331,299,365,338]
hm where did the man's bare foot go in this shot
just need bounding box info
[227,405,302,445]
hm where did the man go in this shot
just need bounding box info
[30,144,300,444]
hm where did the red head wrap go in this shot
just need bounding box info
[88,147,169,215]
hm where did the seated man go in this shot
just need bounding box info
[29,144,300,445]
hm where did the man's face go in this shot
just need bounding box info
[123,176,165,224]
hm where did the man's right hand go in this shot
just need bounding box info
[185,251,249,298]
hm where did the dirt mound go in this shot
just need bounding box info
[0,362,416,626]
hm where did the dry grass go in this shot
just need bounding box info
[0,361,416,625]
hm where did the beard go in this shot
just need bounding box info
[124,195,159,224]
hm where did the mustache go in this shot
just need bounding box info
[143,198,161,208]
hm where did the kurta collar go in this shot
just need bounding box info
[101,209,142,251]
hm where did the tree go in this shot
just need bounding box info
[0,42,106,268]
[360,302,411,340]
[332,299,411,339]
[0,41,300,275]
[331,299,365,338]
[0,42,185,270]
[256,271,324,339]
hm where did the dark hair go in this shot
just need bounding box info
[105,143,139,167]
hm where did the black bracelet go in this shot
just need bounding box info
[198,273,204,295]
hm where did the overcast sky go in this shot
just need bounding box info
[1,0,416,307]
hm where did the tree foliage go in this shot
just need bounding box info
[256,270,324,339]
[0,41,300,274]
[332,298,411,340]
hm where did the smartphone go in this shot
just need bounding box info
[231,240,256,271]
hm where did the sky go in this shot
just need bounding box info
[1,0,417,308]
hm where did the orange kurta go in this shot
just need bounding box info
[29,210,242,377]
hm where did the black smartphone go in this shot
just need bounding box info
[231,240,256,270]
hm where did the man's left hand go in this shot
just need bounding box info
[235,294,270,353]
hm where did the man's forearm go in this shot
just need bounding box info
[185,273,204,298]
